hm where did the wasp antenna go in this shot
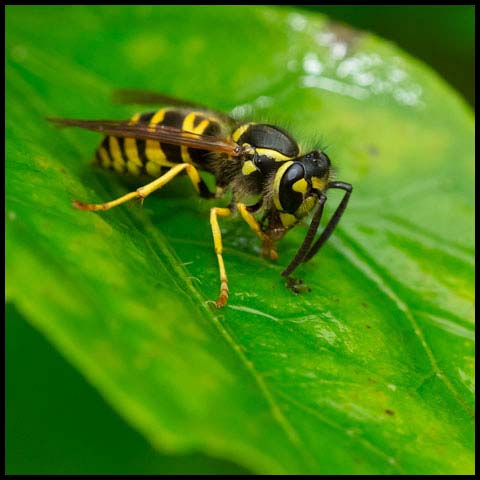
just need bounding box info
[281,194,327,277]
[46,117,72,128]
[302,181,353,263]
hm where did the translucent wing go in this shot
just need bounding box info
[113,89,209,109]
[112,89,236,126]
[47,117,242,156]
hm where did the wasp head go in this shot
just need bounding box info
[298,150,331,192]
[260,150,331,239]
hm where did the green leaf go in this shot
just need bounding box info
[5,304,250,475]
[6,5,474,475]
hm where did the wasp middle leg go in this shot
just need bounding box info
[210,206,232,308]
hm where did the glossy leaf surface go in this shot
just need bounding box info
[6,6,474,474]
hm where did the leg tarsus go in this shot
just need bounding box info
[215,278,229,308]
[72,199,111,211]
[261,237,278,260]
[285,276,311,294]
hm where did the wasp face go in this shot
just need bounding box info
[263,150,331,236]
[298,150,331,192]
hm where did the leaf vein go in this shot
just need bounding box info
[332,232,474,418]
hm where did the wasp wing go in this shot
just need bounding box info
[112,89,237,126]
[113,89,208,109]
[48,117,241,156]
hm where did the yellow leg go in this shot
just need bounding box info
[183,163,214,198]
[73,163,197,211]
[184,164,202,194]
[236,203,278,260]
[210,207,232,308]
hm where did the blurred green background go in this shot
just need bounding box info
[6,304,248,474]
[297,5,474,107]
[6,5,474,475]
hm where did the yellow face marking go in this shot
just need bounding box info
[273,161,294,211]
[241,160,258,176]
[292,178,308,194]
[312,176,328,191]
[232,123,254,142]
[296,196,317,217]
[280,213,298,228]
[256,148,292,161]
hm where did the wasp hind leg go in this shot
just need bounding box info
[73,163,207,211]
[236,203,278,260]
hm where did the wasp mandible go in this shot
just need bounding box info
[49,90,353,307]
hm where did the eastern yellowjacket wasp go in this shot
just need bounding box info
[49,89,352,307]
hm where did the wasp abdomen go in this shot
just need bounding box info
[94,108,224,178]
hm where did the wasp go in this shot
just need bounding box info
[49,90,352,307]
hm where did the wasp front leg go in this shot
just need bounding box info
[236,203,278,260]
[260,235,278,261]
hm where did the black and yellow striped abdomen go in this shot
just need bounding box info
[94,108,224,177]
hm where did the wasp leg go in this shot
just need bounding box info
[210,207,232,308]
[236,203,278,260]
[73,163,202,211]
[183,163,215,199]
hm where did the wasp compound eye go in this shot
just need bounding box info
[277,162,306,213]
